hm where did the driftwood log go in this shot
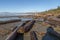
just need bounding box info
[17,20,35,33]
[0,19,21,24]
[30,31,38,40]
[5,21,30,40]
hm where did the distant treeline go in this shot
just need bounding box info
[38,6,60,16]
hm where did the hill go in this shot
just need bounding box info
[38,6,60,16]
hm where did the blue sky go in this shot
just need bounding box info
[0,0,60,12]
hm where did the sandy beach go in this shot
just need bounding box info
[24,21,50,40]
[0,21,21,40]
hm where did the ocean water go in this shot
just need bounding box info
[20,18,33,21]
[0,17,33,22]
[0,17,20,21]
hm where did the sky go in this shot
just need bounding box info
[0,0,60,13]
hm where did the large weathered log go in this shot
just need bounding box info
[24,20,35,33]
[21,20,30,26]
[12,21,29,31]
[17,20,31,33]
[5,22,26,40]
[17,20,35,33]
[46,17,60,26]
[30,31,38,40]
[0,19,21,24]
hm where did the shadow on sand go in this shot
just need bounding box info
[14,33,24,40]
